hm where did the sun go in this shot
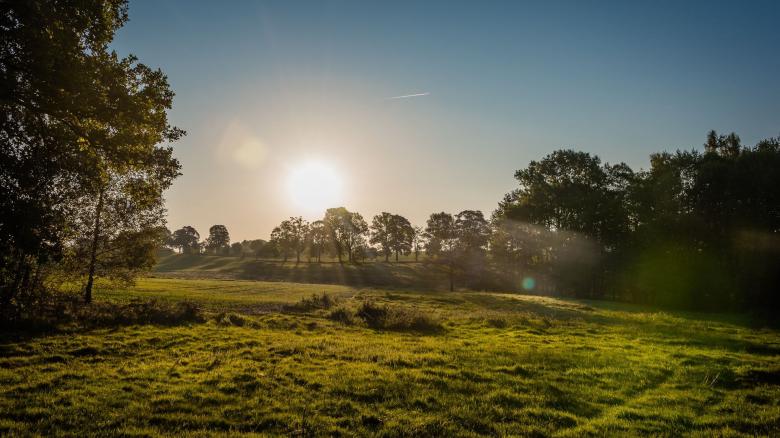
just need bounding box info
[287,162,343,214]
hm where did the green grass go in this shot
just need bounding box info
[1,277,779,436]
[152,252,453,290]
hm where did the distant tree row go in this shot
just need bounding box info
[171,131,780,312]
[169,208,493,292]
[493,131,780,312]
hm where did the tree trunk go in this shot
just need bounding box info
[385,252,389,262]
[84,187,104,304]
[395,251,399,262]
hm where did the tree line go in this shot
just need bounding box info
[170,131,780,313]
[492,131,780,313]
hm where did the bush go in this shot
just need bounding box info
[328,307,358,325]
[283,293,336,312]
[355,300,388,326]
[355,301,442,333]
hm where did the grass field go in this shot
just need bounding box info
[1,277,779,436]
[152,252,456,290]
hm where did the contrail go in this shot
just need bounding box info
[386,92,430,100]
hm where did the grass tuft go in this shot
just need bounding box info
[283,293,336,312]
[355,300,443,333]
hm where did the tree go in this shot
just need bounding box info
[307,220,327,263]
[244,239,270,260]
[323,208,367,263]
[425,212,455,258]
[389,215,414,262]
[500,150,633,297]
[160,227,174,250]
[271,217,309,263]
[454,210,490,255]
[0,0,184,306]
[412,226,425,261]
[63,173,177,300]
[370,213,394,261]
[425,212,459,291]
[269,226,292,262]
[230,242,243,257]
[171,227,200,255]
[205,225,230,255]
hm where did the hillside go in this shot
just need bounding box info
[153,252,456,290]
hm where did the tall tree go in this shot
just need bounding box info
[425,212,455,258]
[454,210,490,255]
[389,214,414,262]
[271,217,309,263]
[412,226,425,261]
[425,212,459,291]
[205,225,230,255]
[171,227,200,255]
[269,226,292,262]
[369,212,394,261]
[323,207,367,263]
[0,0,184,305]
[307,220,327,263]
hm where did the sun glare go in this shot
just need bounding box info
[287,162,343,213]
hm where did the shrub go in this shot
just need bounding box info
[283,293,336,312]
[355,301,442,333]
[328,307,358,325]
[356,300,388,327]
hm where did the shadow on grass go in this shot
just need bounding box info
[0,298,206,343]
[154,254,451,290]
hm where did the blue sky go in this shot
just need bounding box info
[112,0,780,241]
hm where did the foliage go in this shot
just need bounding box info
[270,217,309,263]
[283,293,336,312]
[355,300,442,332]
[205,225,230,255]
[323,207,368,263]
[0,0,183,310]
[370,212,414,262]
[171,226,200,254]
[306,220,327,262]
[495,132,780,311]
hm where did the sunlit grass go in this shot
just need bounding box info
[0,277,778,436]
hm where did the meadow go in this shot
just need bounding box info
[152,252,452,289]
[1,276,779,436]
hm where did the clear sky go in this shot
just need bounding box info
[112,0,780,242]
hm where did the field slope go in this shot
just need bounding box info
[152,252,453,290]
[1,277,778,436]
